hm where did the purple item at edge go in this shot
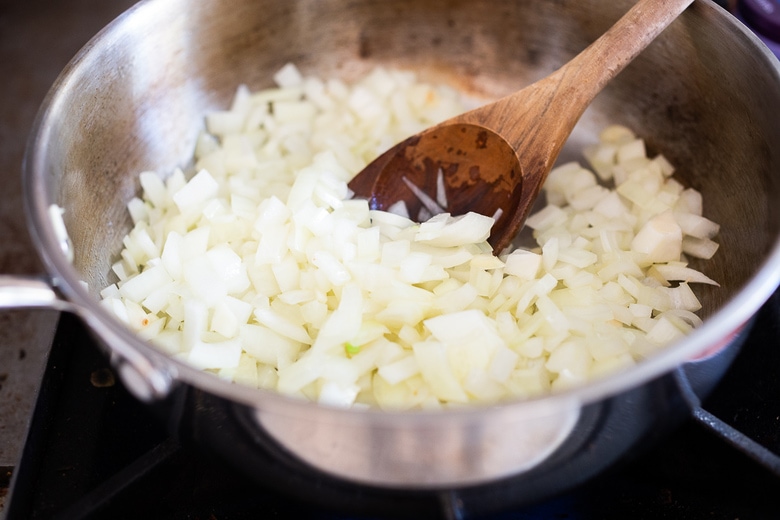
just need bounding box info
[738,0,780,57]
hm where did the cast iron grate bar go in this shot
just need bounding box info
[439,490,467,520]
[674,288,780,477]
[50,437,181,520]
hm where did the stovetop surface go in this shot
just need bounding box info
[6,289,780,519]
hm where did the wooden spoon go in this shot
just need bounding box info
[348,0,693,253]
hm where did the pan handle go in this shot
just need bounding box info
[0,274,175,402]
[0,274,75,312]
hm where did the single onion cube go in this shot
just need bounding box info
[631,211,682,263]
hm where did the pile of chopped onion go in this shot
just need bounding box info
[99,64,720,409]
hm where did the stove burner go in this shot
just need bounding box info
[5,290,780,519]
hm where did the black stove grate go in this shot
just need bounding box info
[5,289,780,519]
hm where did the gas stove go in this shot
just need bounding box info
[4,288,780,519]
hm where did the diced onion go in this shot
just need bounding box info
[101,65,721,409]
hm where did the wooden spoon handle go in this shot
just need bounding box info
[454,0,694,252]
[561,0,695,109]
[487,0,695,153]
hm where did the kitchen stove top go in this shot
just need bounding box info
[4,288,780,519]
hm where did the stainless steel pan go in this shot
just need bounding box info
[3,0,780,504]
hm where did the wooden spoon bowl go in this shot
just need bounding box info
[349,0,694,253]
